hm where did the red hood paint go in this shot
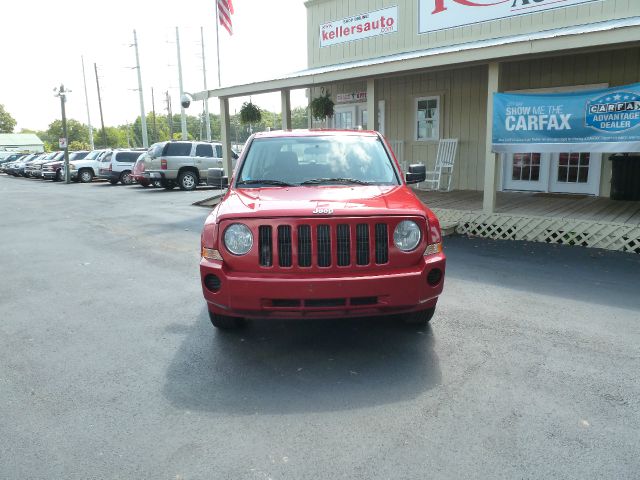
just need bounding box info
[214,185,428,221]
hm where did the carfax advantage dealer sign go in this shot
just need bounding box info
[320,6,398,47]
[419,0,601,33]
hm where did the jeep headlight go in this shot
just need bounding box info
[223,223,253,255]
[393,220,421,252]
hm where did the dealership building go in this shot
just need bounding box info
[201,0,640,252]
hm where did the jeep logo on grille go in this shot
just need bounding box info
[313,207,334,215]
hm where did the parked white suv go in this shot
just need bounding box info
[144,141,237,190]
[97,149,145,185]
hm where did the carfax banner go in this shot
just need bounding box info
[492,83,640,153]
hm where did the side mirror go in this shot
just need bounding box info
[405,163,426,184]
[207,168,229,188]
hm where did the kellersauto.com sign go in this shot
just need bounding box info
[320,6,398,47]
[492,83,640,153]
[419,0,601,34]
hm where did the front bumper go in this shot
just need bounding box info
[200,254,445,319]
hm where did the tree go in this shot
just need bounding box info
[95,127,129,148]
[131,113,171,146]
[0,104,17,133]
[68,140,92,151]
[291,107,309,129]
[42,119,90,147]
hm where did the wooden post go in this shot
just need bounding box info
[483,62,500,214]
[366,78,377,131]
[219,97,233,177]
[281,89,292,130]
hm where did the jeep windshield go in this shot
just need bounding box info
[236,135,399,187]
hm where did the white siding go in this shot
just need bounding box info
[309,46,640,194]
[306,0,639,69]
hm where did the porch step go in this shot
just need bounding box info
[440,220,458,237]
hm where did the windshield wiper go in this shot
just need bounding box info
[300,177,372,185]
[236,179,293,187]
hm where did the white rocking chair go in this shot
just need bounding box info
[420,138,458,191]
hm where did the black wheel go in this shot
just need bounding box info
[178,170,198,191]
[79,169,94,183]
[109,179,119,185]
[404,307,436,326]
[54,170,62,182]
[209,311,245,330]
[163,180,177,190]
[120,171,133,185]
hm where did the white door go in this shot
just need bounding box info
[334,104,369,130]
[549,152,601,195]
[334,106,356,129]
[502,152,549,191]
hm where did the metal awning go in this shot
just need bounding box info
[193,16,640,101]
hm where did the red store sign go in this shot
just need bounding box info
[320,6,398,48]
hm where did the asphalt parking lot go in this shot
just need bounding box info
[1,175,639,480]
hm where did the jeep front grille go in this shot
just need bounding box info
[277,225,292,267]
[257,221,390,269]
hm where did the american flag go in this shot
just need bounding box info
[217,0,234,35]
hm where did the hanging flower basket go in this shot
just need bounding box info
[310,89,335,120]
[240,101,262,124]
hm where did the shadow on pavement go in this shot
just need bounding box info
[163,310,441,414]
[444,236,640,311]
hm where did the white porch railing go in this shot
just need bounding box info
[388,140,407,171]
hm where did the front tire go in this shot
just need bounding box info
[178,170,198,191]
[79,169,94,183]
[209,311,245,330]
[404,307,436,326]
[54,170,62,182]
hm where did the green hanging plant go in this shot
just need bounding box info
[240,100,262,124]
[310,89,335,120]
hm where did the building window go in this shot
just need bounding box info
[557,153,590,183]
[415,96,440,141]
[512,153,541,182]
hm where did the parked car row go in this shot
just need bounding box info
[1,140,238,191]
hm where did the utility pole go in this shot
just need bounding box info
[200,26,211,142]
[125,122,131,147]
[166,90,173,138]
[94,63,107,148]
[175,27,188,140]
[151,87,157,144]
[54,84,71,184]
[81,56,94,150]
[133,29,149,148]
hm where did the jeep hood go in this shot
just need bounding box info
[214,185,427,221]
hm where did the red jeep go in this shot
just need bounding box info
[200,130,445,329]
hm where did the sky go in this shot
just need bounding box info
[1,0,309,132]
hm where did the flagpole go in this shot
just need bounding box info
[215,3,222,87]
